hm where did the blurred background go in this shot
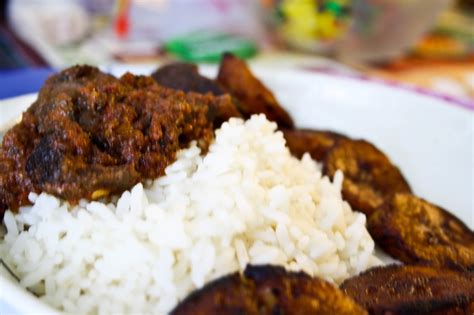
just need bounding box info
[0,0,473,101]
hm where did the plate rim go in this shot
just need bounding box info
[200,65,474,113]
[295,67,474,112]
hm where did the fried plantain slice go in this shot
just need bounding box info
[340,264,474,315]
[171,271,258,315]
[283,128,348,161]
[217,53,294,129]
[151,62,225,95]
[368,193,474,271]
[171,265,367,315]
[323,139,411,216]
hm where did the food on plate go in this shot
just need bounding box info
[0,115,379,314]
[0,55,471,315]
[284,130,412,218]
[323,139,412,217]
[151,62,225,95]
[172,264,368,315]
[151,62,241,126]
[368,193,474,271]
[152,53,294,129]
[281,127,473,274]
[0,65,241,217]
[283,128,347,161]
[340,264,474,315]
[217,53,294,129]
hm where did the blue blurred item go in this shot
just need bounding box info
[0,68,54,99]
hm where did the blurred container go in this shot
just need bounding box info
[262,0,454,62]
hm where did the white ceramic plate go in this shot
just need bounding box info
[1,68,473,314]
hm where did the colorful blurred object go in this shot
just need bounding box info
[411,5,474,59]
[114,0,130,39]
[280,0,351,39]
[364,0,474,101]
[2,0,472,101]
[264,0,352,53]
[164,31,257,63]
[263,0,453,62]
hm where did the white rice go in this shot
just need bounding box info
[0,115,380,314]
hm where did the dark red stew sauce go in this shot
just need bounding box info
[0,66,239,217]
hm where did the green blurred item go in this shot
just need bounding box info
[164,31,257,63]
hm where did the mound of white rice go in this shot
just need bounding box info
[1,115,380,314]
